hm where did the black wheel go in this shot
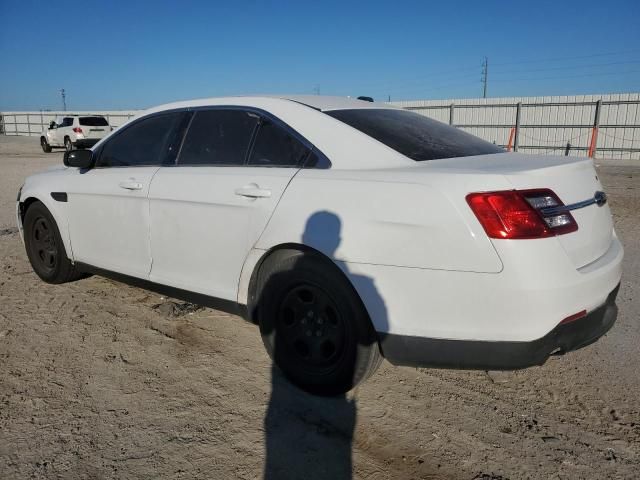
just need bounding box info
[253,249,382,396]
[40,137,52,153]
[23,201,85,284]
[64,137,73,152]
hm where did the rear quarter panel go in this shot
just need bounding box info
[255,168,505,273]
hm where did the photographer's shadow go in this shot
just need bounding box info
[263,211,387,480]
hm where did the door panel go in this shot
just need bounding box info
[65,167,159,277]
[148,167,297,300]
[65,111,185,278]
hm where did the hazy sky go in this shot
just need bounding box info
[1,0,639,110]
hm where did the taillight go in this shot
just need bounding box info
[73,127,83,133]
[559,310,587,325]
[466,188,578,239]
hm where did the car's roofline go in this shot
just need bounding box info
[140,95,397,116]
[55,114,108,118]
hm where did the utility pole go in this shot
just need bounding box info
[313,85,320,95]
[481,57,488,98]
[59,88,67,111]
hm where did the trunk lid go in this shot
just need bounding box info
[79,116,110,139]
[427,153,614,269]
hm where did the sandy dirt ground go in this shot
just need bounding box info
[0,136,638,480]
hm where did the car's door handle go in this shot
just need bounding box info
[234,184,272,199]
[118,180,143,191]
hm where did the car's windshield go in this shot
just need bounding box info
[79,116,109,126]
[326,108,504,161]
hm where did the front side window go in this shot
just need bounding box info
[97,112,181,167]
[326,109,504,161]
[248,119,310,167]
[178,110,259,166]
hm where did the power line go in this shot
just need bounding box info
[490,68,640,84]
[491,48,640,67]
[357,50,640,92]
[491,59,640,75]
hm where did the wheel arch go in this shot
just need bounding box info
[19,196,41,225]
[240,242,375,331]
[19,195,74,261]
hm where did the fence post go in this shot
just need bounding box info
[565,142,571,156]
[587,100,601,158]
[27,114,31,136]
[40,110,44,135]
[513,102,521,152]
[449,103,455,125]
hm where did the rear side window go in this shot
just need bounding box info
[97,112,181,167]
[80,116,109,127]
[178,110,258,166]
[326,109,504,161]
[61,117,74,127]
[248,120,310,167]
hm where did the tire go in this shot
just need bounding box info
[40,137,52,153]
[64,137,73,152]
[253,249,382,396]
[23,201,85,284]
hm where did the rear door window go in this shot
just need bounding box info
[178,109,259,166]
[61,117,74,127]
[80,116,109,127]
[326,109,504,161]
[247,119,310,167]
[97,112,182,167]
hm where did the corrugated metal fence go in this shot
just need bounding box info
[391,93,640,159]
[2,93,639,159]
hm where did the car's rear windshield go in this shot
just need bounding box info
[326,108,504,161]
[79,116,109,126]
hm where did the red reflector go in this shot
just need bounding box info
[73,127,83,133]
[559,310,587,325]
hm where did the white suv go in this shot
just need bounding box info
[40,115,111,152]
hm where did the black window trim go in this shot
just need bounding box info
[92,108,188,169]
[92,105,332,170]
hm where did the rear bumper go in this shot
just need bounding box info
[379,283,619,370]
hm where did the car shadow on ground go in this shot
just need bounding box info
[262,211,388,480]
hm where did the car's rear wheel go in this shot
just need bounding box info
[40,137,52,153]
[253,249,382,396]
[64,137,73,152]
[23,201,85,284]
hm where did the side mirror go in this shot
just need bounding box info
[64,149,94,169]
[49,121,56,129]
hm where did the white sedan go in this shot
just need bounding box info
[17,96,623,395]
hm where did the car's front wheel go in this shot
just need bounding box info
[253,249,382,396]
[23,201,85,284]
[64,137,73,152]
